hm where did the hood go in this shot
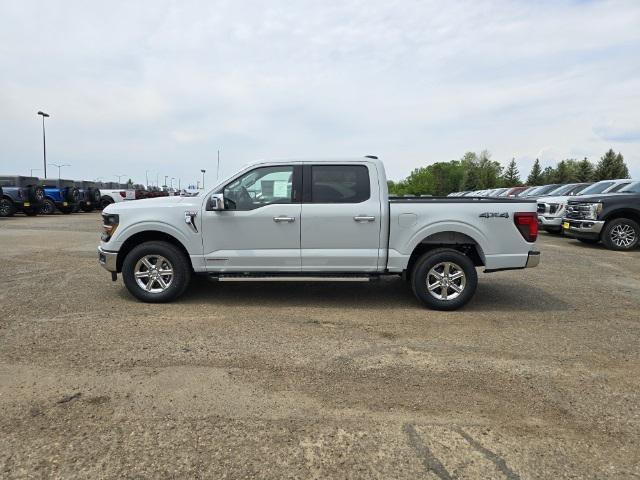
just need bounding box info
[537,195,572,204]
[103,195,194,214]
[570,192,639,204]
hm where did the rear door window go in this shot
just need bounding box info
[310,165,370,203]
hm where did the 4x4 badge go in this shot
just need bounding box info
[479,212,509,218]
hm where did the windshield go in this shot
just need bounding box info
[546,184,576,196]
[579,181,614,195]
[619,181,640,193]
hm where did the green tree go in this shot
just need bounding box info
[475,150,503,189]
[527,158,543,185]
[460,152,480,190]
[502,158,521,186]
[554,160,573,183]
[540,166,555,184]
[595,149,629,180]
[575,157,594,182]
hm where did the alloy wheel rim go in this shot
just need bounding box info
[0,201,10,215]
[134,255,174,293]
[426,261,466,301]
[42,202,53,214]
[611,224,636,248]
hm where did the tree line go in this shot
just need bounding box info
[387,148,630,197]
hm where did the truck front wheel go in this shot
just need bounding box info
[602,218,639,251]
[410,248,478,311]
[122,241,192,303]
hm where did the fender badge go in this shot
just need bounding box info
[184,211,198,232]
[479,212,509,218]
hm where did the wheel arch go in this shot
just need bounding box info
[405,231,486,277]
[603,208,640,225]
[116,230,192,273]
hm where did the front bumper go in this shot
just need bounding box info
[562,219,604,237]
[98,246,118,272]
[538,216,563,228]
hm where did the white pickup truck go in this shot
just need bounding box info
[98,157,540,310]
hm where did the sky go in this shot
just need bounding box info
[1,0,639,187]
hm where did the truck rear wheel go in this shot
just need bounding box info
[410,248,478,311]
[602,218,639,251]
[122,241,192,303]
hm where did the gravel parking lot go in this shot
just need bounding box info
[1,213,639,479]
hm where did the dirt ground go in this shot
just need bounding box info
[1,212,639,479]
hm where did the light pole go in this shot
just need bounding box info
[170,177,175,189]
[145,170,150,187]
[164,175,168,188]
[37,111,50,178]
[115,174,128,183]
[201,169,206,189]
[48,163,70,179]
[217,150,220,180]
[30,168,41,177]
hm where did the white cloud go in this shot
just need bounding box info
[1,0,639,184]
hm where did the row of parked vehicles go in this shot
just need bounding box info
[449,178,640,250]
[0,175,180,217]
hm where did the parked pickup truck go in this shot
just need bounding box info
[563,181,640,250]
[98,157,540,310]
[99,182,135,209]
[0,176,45,216]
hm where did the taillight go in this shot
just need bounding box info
[514,212,538,242]
[119,191,126,198]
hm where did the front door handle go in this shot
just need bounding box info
[273,216,296,223]
[354,215,375,222]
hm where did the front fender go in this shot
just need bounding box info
[108,220,198,255]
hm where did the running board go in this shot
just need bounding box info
[210,274,372,282]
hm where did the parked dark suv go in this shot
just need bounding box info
[563,182,640,250]
[0,176,45,216]
[74,181,102,212]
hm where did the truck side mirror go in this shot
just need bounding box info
[208,193,225,211]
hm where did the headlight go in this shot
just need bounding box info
[101,214,119,241]
[585,202,603,220]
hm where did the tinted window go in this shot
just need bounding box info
[311,165,370,203]
[620,182,640,193]
[608,182,630,193]
[580,181,613,195]
[223,166,294,210]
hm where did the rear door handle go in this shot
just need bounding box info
[354,215,375,222]
[273,216,296,223]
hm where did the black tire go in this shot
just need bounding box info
[100,196,114,209]
[410,248,478,311]
[122,241,192,303]
[24,209,38,216]
[576,238,599,245]
[0,198,15,217]
[544,227,562,234]
[92,188,101,203]
[59,206,73,214]
[66,187,80,203]
[601,218,639,251]
[81,204,94,212]
[39,199,56,215]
